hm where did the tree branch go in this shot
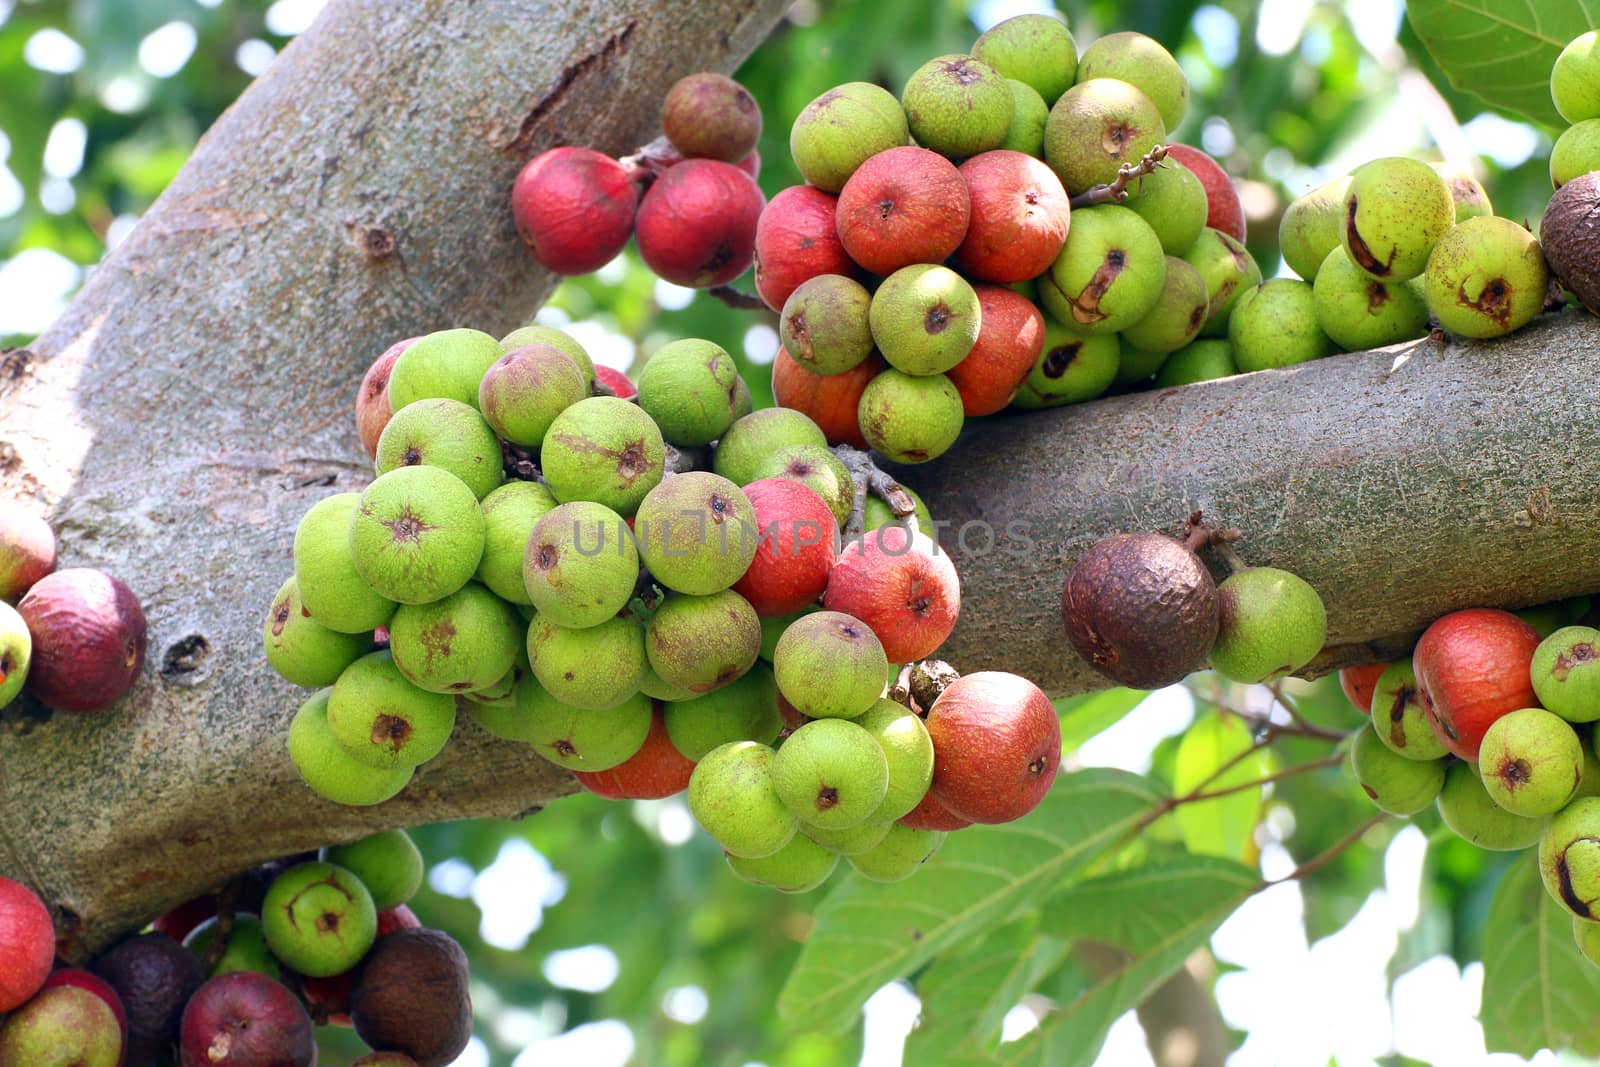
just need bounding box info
[901,310,1600,698]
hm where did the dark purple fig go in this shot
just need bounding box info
[1061,531,1219,689]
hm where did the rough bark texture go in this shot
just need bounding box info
[900,310,1600,693]
[0,0,790,959]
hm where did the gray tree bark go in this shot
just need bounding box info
[0,0,792,959]
[2,0,1595,965]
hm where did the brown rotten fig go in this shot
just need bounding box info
[350,929,472,1067]
[18,567,147,713]
[1061,531,1218,689]
[1540,170,1600,315]
[925,671,1060,824]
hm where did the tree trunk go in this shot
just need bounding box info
[902,309,1600,696]
[0,0,791,960]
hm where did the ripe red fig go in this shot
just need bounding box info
[1061,531,1217,689]
[771,349,881,450]
[0,501,56,600]
[824,526,959,665]
[1413,607,1541,760]
[945,285,1047,416]
[732,478,839,617]
[355,337,417,460]
[1163,144,1246,242]
[593,364,637,400]
[636,159,765,288]
[573,706,696,800]
[954,150,1071,283]
[926,671,1060,823]
[1339,662,1389,714]
[511,147,638,275]
[753,186,857,312]
[897,783,973,831]
[18,568,147,713]
[0,876,54,1012]
[835,146,971,276]
[179,972,314,1067]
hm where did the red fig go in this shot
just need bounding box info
[897,786,973,831]
[771,349,881,450]
[753,185,857,312]
[179,972,314,1067]
[926,671,1060,823]
[732,478,839,617]
[511,147,638,275]
[0,875,54,1012]
[635,159,765,288]
[1413,607,1541,760]
[835,146,970,276]
[18,568,147,713]
[824,526,960,664]
[355,338,417,461]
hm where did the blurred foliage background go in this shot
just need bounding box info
[0,1,1581,1065]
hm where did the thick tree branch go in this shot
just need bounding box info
[0,0,791,958]
[899,310,1600,695]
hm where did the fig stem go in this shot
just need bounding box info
[662,443,707,475]
[908,659,960,711]
[707,285,769,311]
[500,439,546,485]
[203,878,240,974]
[1176,753,1344,808]
[832,444,919,536]
[1257,812,1388,891]
[888,663,914,707]
[1135,748,1345,834]
[617,135,681,187]
[1067,143,1171,210]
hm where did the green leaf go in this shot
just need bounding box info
[1480,853,1600,1057]
[777,769,1166,1033]
[1406,0,1600,129]
[1172,710,1272,861]
[1056,688,1148,753]
[907,917,1070,1062]
[1001,857,1261,1067]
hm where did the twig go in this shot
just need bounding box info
[888,664,914,707]
[707,286,769,311]
[617,135,682,186]
[1255,812,1389,891]
[1067,144,1171,209]
[203,880,240,974]
[832,445,875,536]
[1210,696,1351,743]
[867,467,919,532]
[500,440,544,483]
[1175,753,1344,808]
